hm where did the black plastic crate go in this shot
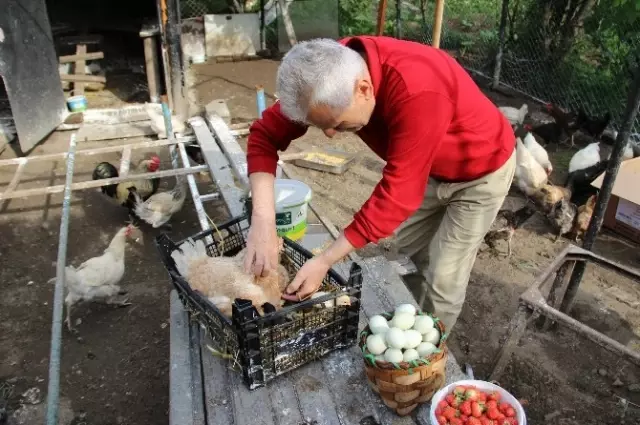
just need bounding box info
[155,215,363,389]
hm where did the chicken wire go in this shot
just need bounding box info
[396,0,640,133]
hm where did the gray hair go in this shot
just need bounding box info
[276,38,367,124]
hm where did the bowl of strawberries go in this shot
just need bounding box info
[430,380,526,425]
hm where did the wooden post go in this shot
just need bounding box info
[376,0,388,36]
[278,0,297,47]
[73,44,87,95]
[492,0,510,89]
[143,35,162,103]
[432,0,445,48]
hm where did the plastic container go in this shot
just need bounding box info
[430,379,527,425]
[155,214,363,390]
[273,178,312,241]
[66,95,87,112]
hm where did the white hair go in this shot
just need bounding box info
[276,38,367,123]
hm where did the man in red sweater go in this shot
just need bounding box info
[244,36,516,332]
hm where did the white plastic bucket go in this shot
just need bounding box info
[274,178,312,241]
[429,379,526,425]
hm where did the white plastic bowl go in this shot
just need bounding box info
[429,379,526,425]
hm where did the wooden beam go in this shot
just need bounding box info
[376,0,389,36]
[74,44,87,95]
[0,136,195,167]
[432,0,446,48]
[59,51,104,63]
[60,74,106,83]
[0,165,207,201]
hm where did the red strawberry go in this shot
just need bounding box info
[460,400,472,416]
[487,391,501,401]
[480,418,494,425]
[501,419,518,425]
[486,407,501,420]
[467,418,482,425]
[454,386,467,397]
[486,400,498,410]
[437,415,448,425]
[438,400,450,410]
[443,406,458,420]
[460,415,469,423]
[471,401,483,418]
[504,407,515,418]
[465,388,480,401]
[446,394,456,405]
[450,418,463,425]
[478,392,488,402]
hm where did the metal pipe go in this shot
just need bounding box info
[45,134,78,425]
[256,85,266,118]
[492,0,509,89]
[561,66,640,314]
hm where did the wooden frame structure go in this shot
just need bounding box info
[376,0,445,48]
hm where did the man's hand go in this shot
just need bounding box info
[285,255,332,299]
[244,215,279,277]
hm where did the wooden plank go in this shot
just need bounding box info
[190,116,246,218]
[206,113,250,189]
[60,74,107,83]
[228,368,277,425]
[169,291,196,425]
[73,44,87,95]
[59,51,104,63]
[58,35,103,46]
[291,363,342,425]
[0,160,27,211]
[267,376,304,425]
[189,323,206,425]
[83,104,157,125]
[120,146,132,176]
[0,136,195,167]
[200,333,234,425]
[0,165,207,200]
[76,122,156,141]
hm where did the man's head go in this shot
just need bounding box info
[276,38,376,138]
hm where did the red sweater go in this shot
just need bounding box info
[247,36,515,249]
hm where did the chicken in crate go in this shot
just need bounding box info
[155,215,363,389]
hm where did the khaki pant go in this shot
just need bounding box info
[396,150,516,333]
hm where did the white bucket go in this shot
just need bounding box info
[274,178,312,241]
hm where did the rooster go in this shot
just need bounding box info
[93,155,161,214]
[547,199,578,242]
[49,224,143,332]
[576,110,611,139]
[132,176,187,229]
[545,103,579,146]
[170,237,290,317]
[482,206,536,258]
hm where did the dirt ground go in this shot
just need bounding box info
[1,55,640,425]
[0,133,228,424]
[190,59,640,424]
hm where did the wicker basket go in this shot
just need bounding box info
[359,312,448,416]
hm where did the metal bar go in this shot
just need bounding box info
[0,159,27,211]
[492,0,509,89]
[120,147,132,177]
[256,85,266,119]
[562,66,640,314]
[0,136,195,167]
[0,166,207,201]
[522,289,640,366]
[199,193,219,202]
[45,134,78,425]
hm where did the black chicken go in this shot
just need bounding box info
[576,110,611,139]
[483,206,537,258]
[545,103,579,146]
[529,122,565,146]
[92,156,161,216]
[564,160,607,206]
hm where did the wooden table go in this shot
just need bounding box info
[168,114,468,425]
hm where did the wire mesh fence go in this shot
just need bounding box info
[394,0,640,132]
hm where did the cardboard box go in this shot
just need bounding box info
[591,157,640,243]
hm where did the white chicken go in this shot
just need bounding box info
[50,225,143,332]
[498,103,528,126]
[522,131,552,175]
[514,137,548,196]
[568,142,634,174]
[132,176,187,229]
[0,117,16,147]
[144,102,187,138]
[171,237,290,317]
